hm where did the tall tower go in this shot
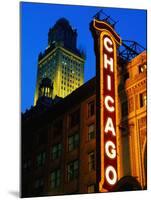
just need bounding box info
[34,18,85,105]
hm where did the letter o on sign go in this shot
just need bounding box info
[105,166,117,185]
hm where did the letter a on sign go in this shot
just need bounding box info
[90,18,121,192]
[105,117,116,136]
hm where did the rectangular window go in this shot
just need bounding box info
[140,92,147,108]
[50,169,61,189]
[88,124,95,141]
[36,152,46,167]
[88,101,95,118]
[69,109,80,128]
[87,184,95,193]
[67,160,79,181]
[68,133,79,152]
[52,143,62,160]
[88,152,95,171]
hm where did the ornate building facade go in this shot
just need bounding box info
[117,51,147,190]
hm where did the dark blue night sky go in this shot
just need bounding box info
[21,2,147,112]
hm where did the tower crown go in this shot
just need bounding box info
[48,17,77,51]
[54,18,71,29]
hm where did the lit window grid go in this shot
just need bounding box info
[39,56,56,71]
[60,82,77,92]
[61,71,81,81]
[38,54,83,98]
[61,54,82,67]
[61,72,81,86]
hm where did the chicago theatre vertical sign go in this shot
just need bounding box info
[90,18,121,192]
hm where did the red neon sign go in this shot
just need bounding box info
[103,34,117,190]
[91,19,121,192]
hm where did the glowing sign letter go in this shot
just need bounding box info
[104,96,115,112]
[104,54,113,72]
[105,117,116,136]
[104,37,113,52]
[105,141,116,159]
[105,166,117,185]
[107,75,111,91]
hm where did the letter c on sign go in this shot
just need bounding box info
[104,96,115,112]
[104,37,113,53]
[105,166,117,185]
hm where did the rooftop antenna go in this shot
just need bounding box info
[119,40,145,62]
[92,9,103,19]
[92,9,118,28]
